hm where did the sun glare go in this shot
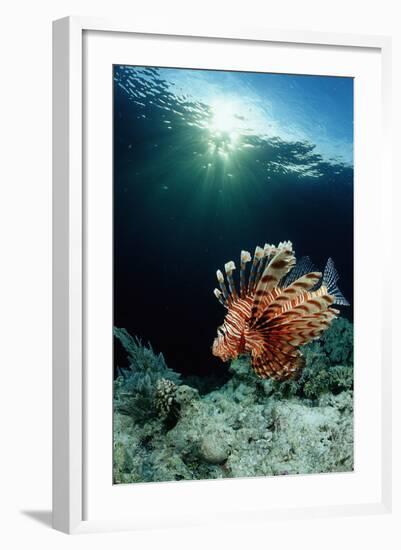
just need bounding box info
[206,99,245,156]
[210,100,240,134]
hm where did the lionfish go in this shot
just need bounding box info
[212,241,349,380]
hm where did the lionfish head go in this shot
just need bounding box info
[212,326,232,362]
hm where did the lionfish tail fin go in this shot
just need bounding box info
[323,258,349,306]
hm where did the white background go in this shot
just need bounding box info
[85,30,383,522]
[0,0,399,548]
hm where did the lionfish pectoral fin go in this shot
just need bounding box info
[323,258,349,306]
[288,354,306,381]
[252,348,305,380]
[261,271,322,319]
[238,331,246,354]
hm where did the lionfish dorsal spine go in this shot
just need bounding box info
[253,244,269,289]
[248,246,264,293]
[213,288,226,307]
[251,247,296,321]
[216,269,229,302]
[224,261,238,301]
[240,250,251,297]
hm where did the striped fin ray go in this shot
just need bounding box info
[322,258,349,306]
[253,355,303,380]
[274,292,334,319]
[213,288,226,308]
[216,269,229,302]
[255,290,336,332]
[259,271,322,317]
[265,315,335,346]
[253,244,272,289]
[248,246,264,293]
[257,308,338,333]
[251,248,296,322]
[270,309,338,330]
[252,343,305,380]
[240,250,251,297]
[280,255,318,288]
[225,261,238,301]
[260,287,283,309]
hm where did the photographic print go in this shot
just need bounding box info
[113,65,353,484]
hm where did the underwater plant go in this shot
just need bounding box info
[212,241,348,380]
[114,328,181,421]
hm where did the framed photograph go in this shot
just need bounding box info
[52,17,392,534]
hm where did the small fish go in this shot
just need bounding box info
[212,242,349,380]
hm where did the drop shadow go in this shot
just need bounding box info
[21,510,52,528]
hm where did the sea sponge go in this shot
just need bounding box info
[155,378,178,417]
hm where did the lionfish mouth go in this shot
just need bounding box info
[212,241,348,380]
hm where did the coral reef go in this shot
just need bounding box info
[113,318,353,483]
[114,328,181,422]
[155,378,179,417]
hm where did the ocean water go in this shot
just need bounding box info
[113,65,353,379]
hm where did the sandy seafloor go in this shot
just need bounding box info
[113,317,353,483]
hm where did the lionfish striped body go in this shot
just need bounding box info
[212,241,349,380]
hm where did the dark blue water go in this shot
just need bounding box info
[113,66,353,377]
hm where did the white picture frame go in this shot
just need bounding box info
[52,16,392,534]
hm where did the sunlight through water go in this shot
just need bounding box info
[205,99,247,158]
